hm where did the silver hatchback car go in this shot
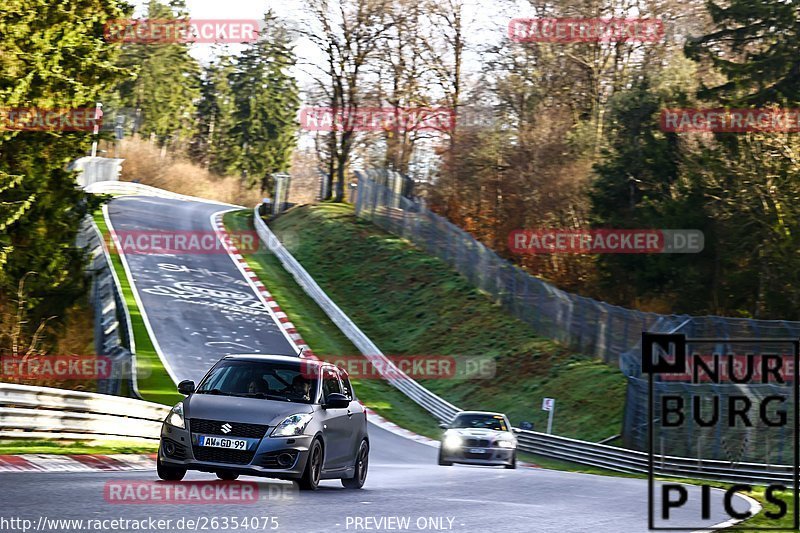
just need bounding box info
[438,411,517,468]
[157,354,369,490]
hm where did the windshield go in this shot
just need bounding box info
[196,359,317,404]
[450,414,508,431]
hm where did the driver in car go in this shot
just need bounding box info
[288,375,311,401]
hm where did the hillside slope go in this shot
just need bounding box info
[268,204,627,442]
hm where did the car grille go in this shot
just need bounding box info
[464,451,491,460]
[189,418,269,439]
[192,446,256,465]
[464,438,491,448]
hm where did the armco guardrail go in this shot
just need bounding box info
[77,216,135,397]
[255,208,795,485]
[0,383,169,441]
[514,430,795,485]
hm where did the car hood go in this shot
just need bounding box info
[184,394,315,427]
[447,428,514,440]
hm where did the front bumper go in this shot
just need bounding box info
[440,444,515,466]
[159,423,312,480]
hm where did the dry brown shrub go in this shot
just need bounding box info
[111,138,263,207]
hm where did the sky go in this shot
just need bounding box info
[125,0,530,159]
[128,0,527,90]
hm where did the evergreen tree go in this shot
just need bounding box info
[227,12,299,192]
[589,73,716,312]
[684,0,800,317]
[685,0,800,106]
[190,57,237,171]
[0,0,125,326]
[114,0,201,148]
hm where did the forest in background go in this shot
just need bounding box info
[2,0,800,356]
[296,0,800,320]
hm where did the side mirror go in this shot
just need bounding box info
[518,421,533,431]
[438,423,448,430]
[324,393,350,409]
[178,380,195,395]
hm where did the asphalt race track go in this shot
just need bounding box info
[0,195,753,532]
[106,196,297,382]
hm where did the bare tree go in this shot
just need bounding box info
[421,0,466,212]
[303,0,397,201]
[374,0,431,174]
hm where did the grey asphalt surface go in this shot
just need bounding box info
[0,195,754,532]
[106,196,296,382]
[0,446,752,533]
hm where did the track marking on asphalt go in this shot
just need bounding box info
[209,209,303,356]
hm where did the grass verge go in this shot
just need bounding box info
[93,210,181,406]
[266,203,626,442]
[0,439,158,455]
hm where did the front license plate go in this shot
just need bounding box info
[469,448,486,454]
[199,436,247,450]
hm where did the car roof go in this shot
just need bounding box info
[222,353,318,364]
[455,410,507,418]
[221,353,344,371]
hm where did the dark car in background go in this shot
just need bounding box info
[157,354,369,490]
[438,411,517,468]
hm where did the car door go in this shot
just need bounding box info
[318,365,350,471]
[337,368,365,456]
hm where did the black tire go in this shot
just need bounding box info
[342,440,369,489]
[216,472,239,481]
[157,460,186,481]
[299,439,323,491]
[438,447,452,466]
[504,451,517,469]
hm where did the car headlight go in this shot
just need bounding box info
[496,439,515,449]
[271,413,313,437]
[443,433,462,449]
[165,402,185,429]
